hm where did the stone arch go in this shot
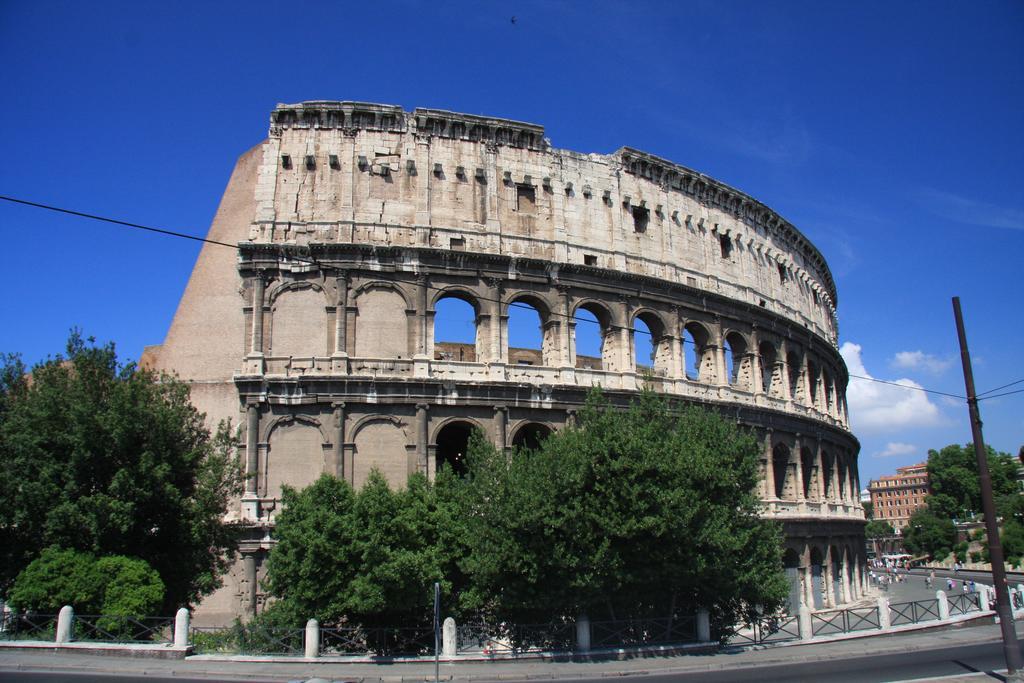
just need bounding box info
[830,544,845,605]
[631,308,671,375]
[682,320,716,383]
[759,340,780,397]
[801,446,815,500]
[353,282,412,359]
[836,453,848,503]
[433,418,480,477]
[506,292,557,366]
[723,329,753,390]
[263,414,329,500]
[809,546,825,609]
[573,300,615,371]
[807,357,822,410]
[822,368,834,416]
[432,288,482,361]
[772,443,792,500]
[821,448,835,500]
[268,282,329,358]
[510,421,553,452]
[350,414,411,488]
[783,548,801,613]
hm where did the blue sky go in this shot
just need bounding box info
[1,1,1021,484]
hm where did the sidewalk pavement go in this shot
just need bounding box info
[0,617,1017,682]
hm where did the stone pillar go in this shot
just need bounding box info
[174,608,190,648]
[797,605,812,640]
[840,547,852,604]
[333,402,346,478]
[575,615,591,653]
[305,619,319,658]
[793,434,805,504]
[877,596,891,630]
[937,590,950,620]
[334,272,349,356]
[697,608,711,642]
[417,403,431,478]
[558,286,573,369]
[244,403,260,498]
[251,275,265,354]
[494,405,507,454]
[823,547,835,608]
[442,617,457,657]
[831,453,842,505]
[814,438,826,502]
[565,409,577,429]
[56,605,73,643]
[763,430,776,500]
[715,337,728,386]
[778,339,792,401]
[801,546,814,609]
[750,327,763,395]
[417,275,429,357]
[244,553,258,616]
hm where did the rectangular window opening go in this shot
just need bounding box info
[719,234,733,259]
[449,237,466,250]
[584,254,597,266]
[516,184,536,214]
[778,263,788,283]
[632,206,649,233]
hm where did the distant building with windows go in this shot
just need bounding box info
[868,463,930,531]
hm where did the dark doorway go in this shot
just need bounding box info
[435,421,473,477]
[512,422,552,452]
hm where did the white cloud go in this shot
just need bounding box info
[840,342,942,434]
[874,442,918,458]
[917,187,1024,231]
[892,350,953,375]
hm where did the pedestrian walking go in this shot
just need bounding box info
[947,578,954,591]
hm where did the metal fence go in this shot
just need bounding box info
[0,612,59,641]
[948,593,981,616]
[727,614,800,646]
[320,625,435,656]
[590,615,697,649]
[888,600,940,626]
[73,615,174,644]
[190,625,305,655]
[457,619,575,655]
[810,605,881,636]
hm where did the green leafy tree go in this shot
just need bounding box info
[862,500,874,520]
[926,443,1019,521]
[456,389,788,628]
[902,509,956,559]
[9,547,163,618]
[264,470,459,628]
[0,333,243,610]
[864,520,894,538]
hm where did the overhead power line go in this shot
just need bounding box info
[2,193,1016,401]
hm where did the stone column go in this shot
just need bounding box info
[558,286,573,369]
[494,405,508,454]
[801,545,814,609]
[830,452,842,505]
[840,547,852,603]
[763,430,776,500]
[333,402,346,478]
[793,434,805,504]
[823,546,835,608]
[778,339,792,401]
[245,403,260,496]
[417,275,429,357]
[417,403,431,478]
[244,553,258,616]
[334,272,349,356]
[251,275,265,354]
[715,332,728,386]
[750,327,763,395]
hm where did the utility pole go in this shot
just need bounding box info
[953,296,1022,680]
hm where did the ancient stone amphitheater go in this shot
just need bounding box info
[146,101,866,623]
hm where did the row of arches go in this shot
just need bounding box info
[249,275,847,424]
[765,441,860,506]
[783,542,867,612]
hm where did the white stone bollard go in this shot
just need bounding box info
[575,615,591,653]
[56,605,74,643]
[442,617,457,657]
[696,608,711,643]
[978,586,990,611]
[876,596,891,630]
[173,608,190,647]
[797,605,812,640]
[304,618,319,658]
[937,590,950,620]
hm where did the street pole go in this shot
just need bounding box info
[434,581,440,683]
[953,296,1022,680]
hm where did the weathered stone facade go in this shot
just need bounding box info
[147,101,866,623]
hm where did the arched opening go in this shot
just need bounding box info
[801,447,815,500]
[683,322,713,382]
[831,546,844,605]
[783,549,801,613]
[787,351,802,401]
[807,360,821,409]
[822,451,834,500]
[772,443,790,500]
[822,371,834,414]
[836,456,848,502]
[809,547,825,609]
[507,296,552,366]
[573,303,610,371]
[723,331,750,389]
[433,295,478,361]
[633,317,654,372]
[759,341,777,395]
[633,311,670,376]
[435,421,474,477]
[511,422,552,452]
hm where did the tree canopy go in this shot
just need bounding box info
[0,333,243,611]
[925,443,1019,522]
[264,388,787,631]
[902,509,956,559]
[864,520,894,539]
